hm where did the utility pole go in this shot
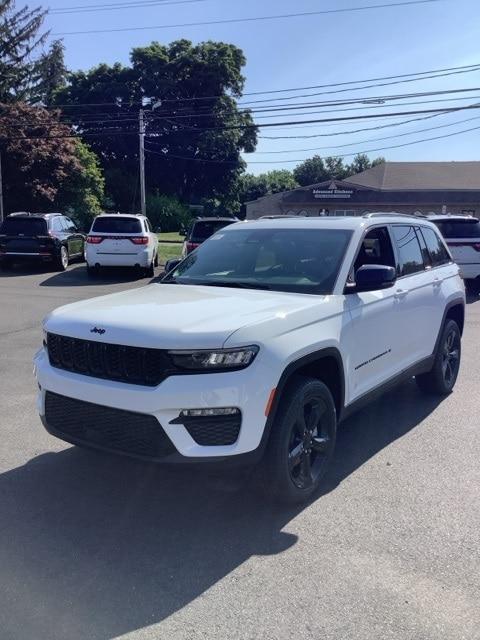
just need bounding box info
[139,109,146,217]
[0,152,4,223]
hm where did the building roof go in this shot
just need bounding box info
[345,162,480,191]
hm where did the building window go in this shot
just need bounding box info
[335,209,357,217]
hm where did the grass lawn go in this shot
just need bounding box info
[158,231,184,243]
[158,242,182,265]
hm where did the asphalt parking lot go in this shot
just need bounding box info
[0,263,479,640]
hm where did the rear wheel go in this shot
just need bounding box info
[416,319,461,395]
[86,264,99,278]
[465,278,479,294]
[56,246,69,272]
[0,259,12,271]
[262,377,337,504]
[154,251,159,267]
[145,259,155,278]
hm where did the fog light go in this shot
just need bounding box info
[179,407,240,418]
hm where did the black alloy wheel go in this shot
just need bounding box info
[263,377,337,504]
[416,319,461,395]
[288,397,332,490]
[441,324,461,389]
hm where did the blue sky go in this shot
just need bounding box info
[44,0,480,175]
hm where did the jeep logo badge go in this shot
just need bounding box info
[90,327,106,335]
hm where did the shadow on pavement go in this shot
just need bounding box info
[0,380,443,640]
[39,265,153,287]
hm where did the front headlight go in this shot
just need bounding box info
[169,346,259,372]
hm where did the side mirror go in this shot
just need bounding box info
[353,264,397,293]
[165,258,182,274]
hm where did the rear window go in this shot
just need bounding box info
[433,219,480,239]
[0,217,47,235]
[91,217,142,234]
[190,220,232,242]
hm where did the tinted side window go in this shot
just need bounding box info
[415,226,431,267]
[354,226,396,274]
[420,227,451,267]
[391,225,425,276]
[64,217,77,232]
[51,217,63,232]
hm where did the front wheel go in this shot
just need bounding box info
[416,319,461,395]
[262,377,337,504]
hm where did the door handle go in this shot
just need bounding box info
[394,289,408,300]
[433,277,442,288]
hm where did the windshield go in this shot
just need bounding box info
[190,220,233,242]
[165,227,353,294]
[0,217,47,235]
[433,219,480,239]
[91,217,142,234]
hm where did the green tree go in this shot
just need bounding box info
[146,193,191,232]
[346,153,385,176]
[34,40,68,105]
[0,1,48,103]
[324,156,348,179]
[0,102,105,217]
[58,141,105,229]
[236,169,298,217]
[54,40,257,211]
[293,155,328,186]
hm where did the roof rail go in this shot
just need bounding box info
[362,212,427,219]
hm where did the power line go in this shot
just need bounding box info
[249,113,480,153]
[158,87,480,118]
[5,104,480,141]
[41,63,480,110]
[51,0,205,14]
[9,87,480,131]
[52,0,442,36]
[259,112,448,139]
[144,122,480,164]
[237,68,480,106]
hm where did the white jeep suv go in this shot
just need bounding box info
[85,214,159,277]
[35,214,465,503]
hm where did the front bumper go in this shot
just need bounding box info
[34,348,272,461]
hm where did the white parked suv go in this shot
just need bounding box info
[35,214,465,503]
[85,214,158,277]
[428,214,480,291]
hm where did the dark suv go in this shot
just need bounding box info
[182,217,237,257]
[0,213,85,271]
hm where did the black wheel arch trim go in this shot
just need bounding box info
[251,347,346,463]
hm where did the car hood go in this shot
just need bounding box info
[44,283,334,350]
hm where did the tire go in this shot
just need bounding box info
[465,278,479,294]
[56,245,69,272]
[262,376,337,504]
[145,260,155,278]
[416,319,461,395]
[0,259,12,271]
[154,251,159,268]
[86,265,98,278]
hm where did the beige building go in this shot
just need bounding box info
[246,162,480,220]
